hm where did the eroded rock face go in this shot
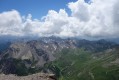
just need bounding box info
[1,38,77,67]
[0,73,56,80]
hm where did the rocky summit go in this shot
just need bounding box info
[0,73,56,80]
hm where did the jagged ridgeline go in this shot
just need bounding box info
[0,37,119,80]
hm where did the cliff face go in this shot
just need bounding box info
[0,73,56,80]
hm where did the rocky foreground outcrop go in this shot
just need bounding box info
[0,73,56,80]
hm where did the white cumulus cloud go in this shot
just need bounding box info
[0,0,119,39]
[0,10,23,36]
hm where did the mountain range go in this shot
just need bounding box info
[0,37,119,80]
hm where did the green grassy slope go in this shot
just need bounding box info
[45,48,119,80]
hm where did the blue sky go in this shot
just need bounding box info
[0,0,91,18]
[0,0,118,39]
[0,0,79,18]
